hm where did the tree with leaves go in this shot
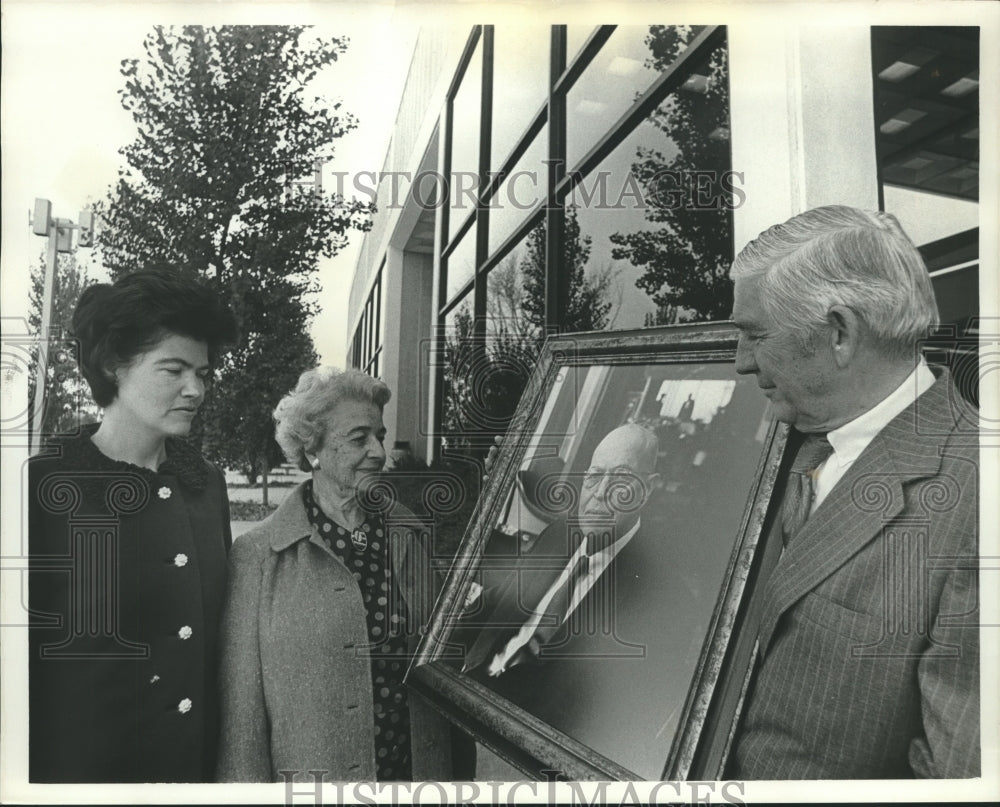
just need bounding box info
[27,254,98,442]
[609,25,734,321]
[100,25,372,484]
[200,288,317,495]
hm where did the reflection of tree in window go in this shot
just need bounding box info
[443,209,617,461]
[488,208,616,357]
[609,26,734,322]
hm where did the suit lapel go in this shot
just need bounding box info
[757,369,957,655]
[462,519,573,670]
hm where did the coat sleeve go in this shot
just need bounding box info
[909,547,980,778]
[215,535,272,782]
[214,464,234,553]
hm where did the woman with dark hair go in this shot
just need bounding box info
[28,268,238,783]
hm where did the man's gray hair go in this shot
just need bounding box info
[274,366,391,471]
[730,205,939,357]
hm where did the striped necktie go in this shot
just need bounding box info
[530,552,591,648]
[781,432,834,547]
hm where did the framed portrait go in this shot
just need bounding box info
[407,322,791,780]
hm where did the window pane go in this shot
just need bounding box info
[883,186,978,247]
[568,28,733,329]
[376,272,386,350]
[364,301,372,365]
[441,298,475,455]
[450,40,483,243]
[488,127,548,257]
[486,228,544,356]
[872,26,979,245]
[566,25,706,172]
[492,26,550,171]
[445,225,477,304]
[566,24,596,67]
[455,261,540,444]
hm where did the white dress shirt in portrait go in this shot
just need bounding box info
[488,518,642,676]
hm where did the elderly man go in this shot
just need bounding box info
[727,205,979,779]
[463,423,661,676]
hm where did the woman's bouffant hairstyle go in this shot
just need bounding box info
[72,269,238,407]
[274,367,391,472]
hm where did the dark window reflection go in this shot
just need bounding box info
[485,229,542,354]
[441,299,474,455]
[566,25,706,171]
[571,27,733,327]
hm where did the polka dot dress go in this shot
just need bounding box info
[304,481,413,781]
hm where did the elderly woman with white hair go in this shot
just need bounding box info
[216,367,461,782]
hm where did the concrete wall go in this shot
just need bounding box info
[729,24,879,251]
[380,249,434,460]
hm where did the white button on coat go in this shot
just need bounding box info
[177,698,192,714]
[178,625,193,640]
[158,486,172,499]
[173,553,189,567]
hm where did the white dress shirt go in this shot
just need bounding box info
[811,360,936,513]
[488,518,642,676]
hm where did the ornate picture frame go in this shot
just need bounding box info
[408,322,791,780]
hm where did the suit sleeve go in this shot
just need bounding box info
[909,515,980,778]
[215,536,272,782]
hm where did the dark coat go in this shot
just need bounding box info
[28,426,232,782]
[463,514,722,780]
[215,481,456,782]
[730,368,980,778]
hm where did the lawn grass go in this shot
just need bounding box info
[229,500,279,521]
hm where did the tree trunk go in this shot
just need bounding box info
[261,455,269,508]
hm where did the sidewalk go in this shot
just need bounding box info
[231,521,258,539]
[225,464,308,541]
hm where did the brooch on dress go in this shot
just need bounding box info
[351,528,368,552]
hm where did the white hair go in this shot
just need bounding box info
[730,205,939,357]
[273,366,391,471]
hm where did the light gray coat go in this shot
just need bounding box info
[216,482,454,782]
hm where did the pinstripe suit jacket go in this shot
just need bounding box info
[730,368,979,779]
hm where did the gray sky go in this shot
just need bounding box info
[1,3,418,366]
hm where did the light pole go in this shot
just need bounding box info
[29,199,94,454]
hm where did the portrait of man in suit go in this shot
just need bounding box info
[449,363,774,779]
[727,205,979,779]
[462,422,661,677]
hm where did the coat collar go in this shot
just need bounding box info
[756,366,966,655]
[266,481,319,551]
[40,422,210,493]
[264,479,420,563]
[263,480,438,628]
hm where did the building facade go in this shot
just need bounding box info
[347,23,980,464]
